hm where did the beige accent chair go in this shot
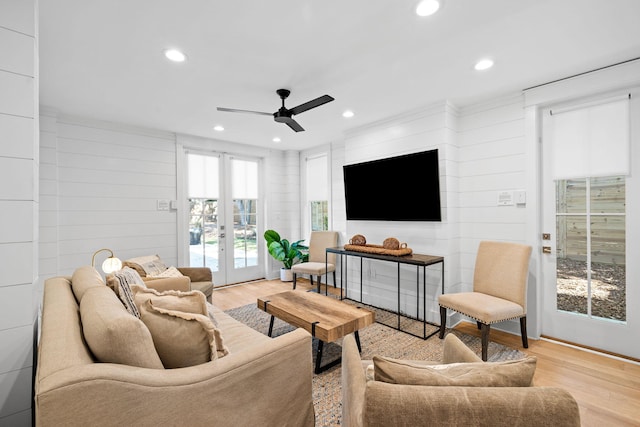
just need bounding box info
[122,255,214,302]
[439,241,533,361]
[341,333,580,426]
[292,231,338,292]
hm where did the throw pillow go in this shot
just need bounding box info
[108,267,146,317]
[79,286,164,369]
[132,286,228,357]
[138,299,227,368]
[373,355,536,387]
[123,254,168,277]
[148,266,183,278]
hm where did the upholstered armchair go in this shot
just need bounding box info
[438,241,533,361]
[122,255,214,302]
[341,333,580,426]
[291,231,339,292]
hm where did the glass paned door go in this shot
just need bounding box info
[187,154,222,275]
[541,95,639,358]
[230,158,259,273]
[187,152,263,286]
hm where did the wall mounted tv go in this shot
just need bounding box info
[343,149,441,221]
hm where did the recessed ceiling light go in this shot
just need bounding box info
[164,48,186,62]
[342,110,355,118]
[213,125,224,132]
[474,58,494,71]
[272,137,281,143]
[416,0,442,17]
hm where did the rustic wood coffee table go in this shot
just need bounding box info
[257,290,375,374]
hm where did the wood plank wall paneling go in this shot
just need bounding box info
[0,0,37,424]
[39,116,179,278]
[457,95,528,335]
[340,103,459,324]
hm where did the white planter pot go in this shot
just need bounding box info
[280,268,293,282]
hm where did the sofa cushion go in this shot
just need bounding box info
[107,267,146,317]
[79,286,164,369]
[123,254,167,277]
[71,265,104,303]
[138,299,227,368]
[373,355,536,387]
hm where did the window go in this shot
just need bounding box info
[231,158,259,268]
[555,176,626,321]
[306,154,329,231]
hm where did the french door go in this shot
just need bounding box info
[187,151,263,286]
[540,91,640,358]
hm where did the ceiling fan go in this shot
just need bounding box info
[217,89,335,132]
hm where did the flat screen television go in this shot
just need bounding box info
[343,149,441,221]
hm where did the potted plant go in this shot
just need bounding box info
[264,229,309,282]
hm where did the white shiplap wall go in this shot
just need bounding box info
[339,103,460,324]
[263,150,302,278]
[0,1,38,425]
[39,115,179,279]
[457,94,529,334]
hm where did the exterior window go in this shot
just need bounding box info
[310,200,328,231]
[306,154,329,232]
[556,176,626,321]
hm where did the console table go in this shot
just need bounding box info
[325,247,444,339]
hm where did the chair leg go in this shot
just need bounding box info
[316,276,321,293]
[520,317,529,348]
[439,306,447,339]
[480,323,490,361]
[476,321,482,330]
[292,273,297,290]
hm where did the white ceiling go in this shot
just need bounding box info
[39,0,640,151]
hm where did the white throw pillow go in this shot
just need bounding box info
[148,266,183,278]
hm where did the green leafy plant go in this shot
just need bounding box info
[264,229,309,269]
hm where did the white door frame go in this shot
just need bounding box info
[176,145,265,286]
[524,61,640,358]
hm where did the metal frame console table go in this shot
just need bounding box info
[326,247,444,340]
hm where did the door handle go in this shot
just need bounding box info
[219,233,225,238]
[542,246,551,254]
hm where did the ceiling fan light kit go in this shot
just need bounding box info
[217,89,334,133]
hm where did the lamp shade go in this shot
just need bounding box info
[91,248,122,274]
[102,257,123,274]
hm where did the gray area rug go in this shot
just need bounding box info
[225,302,526,427]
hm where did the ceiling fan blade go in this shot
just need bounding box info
[284,118,305,132]
[289,95,335,115]
[217,107,273,116]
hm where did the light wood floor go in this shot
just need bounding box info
[213,279,640,427]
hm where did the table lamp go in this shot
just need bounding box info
[91,248,123,274]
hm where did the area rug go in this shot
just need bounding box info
[225,303,526,427]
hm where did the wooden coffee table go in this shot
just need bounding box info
[257,290,375,374]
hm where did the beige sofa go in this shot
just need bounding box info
[342,333,581,427]
[35,266,315,427]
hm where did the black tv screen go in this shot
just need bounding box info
[343,149,441,221]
